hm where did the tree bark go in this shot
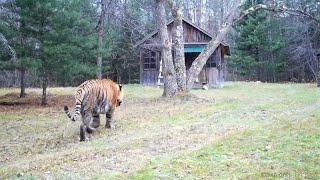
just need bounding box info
[317,71,320,87]
[238,4,320,24]
[170,1,187,92]
[41,58,48,106]
[196,0,202,27]
[38,16,48,106]
[155,0,178,97]
[220,0,224,28]
[97,0,107,79]
[19,38,26,97]
[19,63,26,98]
[317,54,320,87]
[182,1,192,20]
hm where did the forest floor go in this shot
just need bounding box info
[0,82,319,179]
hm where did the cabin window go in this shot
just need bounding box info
[206,55,217,68]
[144,51,157,70]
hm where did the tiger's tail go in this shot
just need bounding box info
[64,102,82,122]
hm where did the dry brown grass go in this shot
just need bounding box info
[0,92,73,108]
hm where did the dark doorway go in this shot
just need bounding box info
[185,52,200,70]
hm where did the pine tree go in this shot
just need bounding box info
[15,0,98,104]
[228,0,286,82]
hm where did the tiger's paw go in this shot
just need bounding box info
[105,124,111,129]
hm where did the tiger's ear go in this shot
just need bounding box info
[119,84,123,91]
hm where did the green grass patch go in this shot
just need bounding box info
[130,114,320,179]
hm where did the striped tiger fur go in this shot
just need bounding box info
[64,79,123,141]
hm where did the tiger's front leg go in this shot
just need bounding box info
[105,110,114,129]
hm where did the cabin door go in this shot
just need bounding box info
[206,67,219,88]
[197,69,207,85]
[142,70,158,86]
[141,50,160,86]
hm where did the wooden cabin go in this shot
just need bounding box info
[134,17,230,88]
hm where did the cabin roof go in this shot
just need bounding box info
[134,17,230,55]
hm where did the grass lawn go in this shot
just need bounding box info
[0,82,319,179]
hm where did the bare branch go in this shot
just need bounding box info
[234,4,320,25]
[0,32,17,63]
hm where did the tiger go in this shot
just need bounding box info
[64,79,123,141]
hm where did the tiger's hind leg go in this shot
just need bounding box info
[85,113,97,134]
[91,114,100,129]
[105,110,114,129]
[80,123,87,141]
[79,110,96,141]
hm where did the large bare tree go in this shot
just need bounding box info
[186,4,239,91]
[169,0,186,92]
[155,0,178,97]
[155,0,320,97]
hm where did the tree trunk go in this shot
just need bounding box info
[183,1,192,20]
[196,0,202,27]
[19,63,26,98]
[317,72,320,87]
[220,0,224,28]
[317,54,320,87]
[97,0,107,79]
[155,0,178,97]
[186,15,234,91]
[171,2,187,92]
[128,68,131,84]
[41,59,48,106]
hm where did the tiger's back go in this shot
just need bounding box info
[81,79,121,113]
[64,79,123,141]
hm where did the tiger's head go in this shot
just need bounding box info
[117,84,123,107]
